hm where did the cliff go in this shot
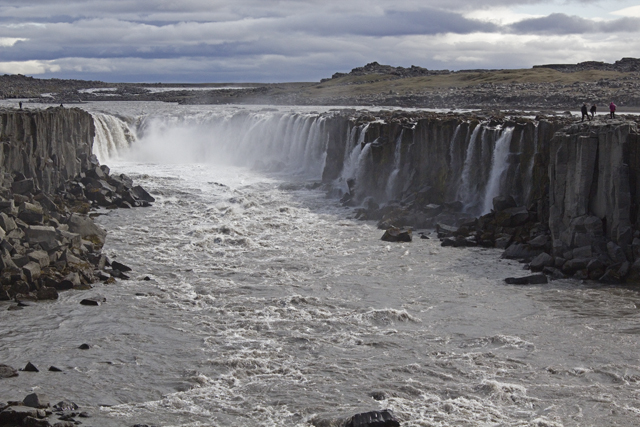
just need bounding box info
[321,110,640,284]
[0,107,95,193]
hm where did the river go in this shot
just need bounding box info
[1,101,640,427]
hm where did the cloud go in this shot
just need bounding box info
[509,13,640,34]
[0,1,638,82]
[0,60,61,74]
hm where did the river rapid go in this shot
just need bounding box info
[1,101,640,427]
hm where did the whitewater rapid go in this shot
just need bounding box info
[1,101,639,427]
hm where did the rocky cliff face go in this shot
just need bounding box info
[321,111,640,283]
[0,107,95,193]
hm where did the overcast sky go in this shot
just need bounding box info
[1,0,639,83]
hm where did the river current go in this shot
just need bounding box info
[1,102,640,427]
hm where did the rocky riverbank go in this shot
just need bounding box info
[1,107,154,306]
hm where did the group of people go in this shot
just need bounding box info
[581,102,617,121]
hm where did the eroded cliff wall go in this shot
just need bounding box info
[0,107,95,193]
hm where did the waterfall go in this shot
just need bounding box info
[337,123,369,194]
[481,127,515,214]
[456,124,483,208]
[92,113,136,163]
[385,130,404,200]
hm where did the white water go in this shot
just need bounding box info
[481,127,514,214]
[2,102,640,427]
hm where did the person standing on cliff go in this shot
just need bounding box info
[581,103,590,121]
[609,102,616,119]
[590,103,596,119]
[19,101,22,109]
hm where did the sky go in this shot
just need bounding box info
[0,0,639,83]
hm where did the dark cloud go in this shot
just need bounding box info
[509,13,640,34]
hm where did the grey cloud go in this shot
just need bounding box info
[509,13,640,34]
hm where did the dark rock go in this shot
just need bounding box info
[131,185,155,203]
[48,366,62,372]
[23,416,52,427]
[502,243,543,261]
[111,260,132,272]
[23,392,50,408]
[22,362,39,372]
[0,406,42,425]
[78,343,91,350]
[37,287,59,300]
[504,274,548,285]
[11,178,35,195]
[530,252,554,271]
[346,410,400,427]
[607,241,627,264]
[80,298,100,306]
[492,195,517,212]
[381,227,412,242]
[0,364,18,378]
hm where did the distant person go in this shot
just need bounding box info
[18,101,22,109]
[609,102,616,119]
[590,103,596,119]
[581,103,589,121]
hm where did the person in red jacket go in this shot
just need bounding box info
[609,102,617,119]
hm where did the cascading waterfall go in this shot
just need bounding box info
[456,124,483,209]
[92,113,136,163]
[337,123,369,194]
[481,127,515,214]
[385,130,404,200]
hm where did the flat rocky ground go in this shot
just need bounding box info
[2,58,639,111]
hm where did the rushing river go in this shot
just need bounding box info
[1,102,640,427]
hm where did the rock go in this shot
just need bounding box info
[37,287,59,300]
[495,206,529,227]
[78,343,91,350]
[53,272,81,290]
[23,393,50,408]
[607,241,627,264]
[0,364,18,378]
[18,202,44,225]
[346,410,400,427]
[66,214,106,247]
[11,178,35,195]
[530,252,554,271]
[381,227,412,242]
[25,226,60,251]
[53,401,78,412]
[80,298,101,306]
[0,212,17,233]
[492,195,517,212]
[502,243,543,261]
[504,274,549,285]
[22,261,42,282]
[28,250,50,268]
[0,406,43,425]
[22,362,39,372]
[48,366,62,372]
[23,416,52,427]
[111,260,132,272]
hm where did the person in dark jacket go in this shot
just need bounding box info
[590,103,596,119]
[581,103,590,121]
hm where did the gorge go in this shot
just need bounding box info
[1,102,640,427]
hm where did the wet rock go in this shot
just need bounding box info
[22,362,39,372]
[78,343,91,350]
[501,243,543,261]
[346,410,400,427]
[80,298,101,306]
[48,366,62,372]
[0,364,18,378]
[23,416,52,427]
[381,227,412,242]
[111,260,132,272]
[65,214,107,247]
[504,274,549,285]
[37,287,59,300]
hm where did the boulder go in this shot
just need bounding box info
[66,214,106,246]
[501,243,543,261]
[504,274,549,285]
[25,226,60,251]
[0,406,44,426]
[22,261,42,282]
[346,410,400,427]
[530,252,554,271]
[0,212,17,233]
[18,202,44,225]
[492,195,517,212]
[381,227,412,242]
[23,393,50,409]
[11,178,35,195]
[28,250,50,268]
[495,206,529,227]
[37,287,58,300]
[0,364,18,378]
